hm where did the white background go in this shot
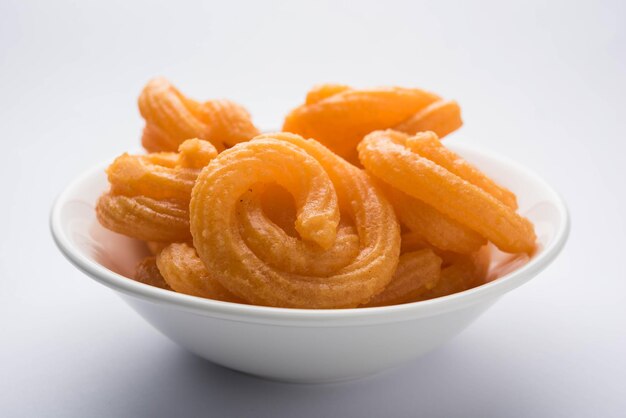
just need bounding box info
[1,1,624,417]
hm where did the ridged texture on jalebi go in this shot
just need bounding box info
[385,186,486,254]
[358,130,536,254]
[139,78,259,152]
[238,189,360,276]
[156,243,243,302]
[282,84,461,162]
[190,132,401,308]
[406,131,518,209]
[96,194,190,242]
[96,139,217,242]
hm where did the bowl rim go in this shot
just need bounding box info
[50,142,570,327]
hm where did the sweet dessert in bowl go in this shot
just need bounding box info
[50,80,568,382]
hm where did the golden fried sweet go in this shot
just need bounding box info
[156,243,243,302]
[282,84,461,161]
[415,246,491,301]
[93,80,536,309]
[190,132,401,309]
[358,130,536,254]
[385,186,486,254]
[399,231,430,254]
[139,78,259,152]
[106,153,195,202]
[96,139,217,242]
[176,137,218,169]
[238,188,360,276]
[406,131,518,209]
[363,249,442,307]
[393,99,463,140]
[305,83,351,105]
[96,193,191,242]
[133,256,171,290]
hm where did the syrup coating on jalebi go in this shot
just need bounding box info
[384,185,486,254]
[94,81,536,309]
[393,99,462,140]
[190,132,401,308]
[406,131,518,209]
[283,84,461,161]
[358,130,536,253]
[96,139,217,242]
[156,243,243,303]
[139,78,259,152]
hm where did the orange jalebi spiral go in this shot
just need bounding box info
[189,132,401,308]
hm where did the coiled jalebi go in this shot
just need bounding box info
[190,132,401,308]
[358,130,536,254]
[282,84,462,161]
[96,139,217,242]
[139,78,259,152]
[156,243,243,302]
[237,188,361,276]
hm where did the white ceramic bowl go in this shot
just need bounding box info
[50,142,569,383]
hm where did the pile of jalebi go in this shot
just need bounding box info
[95,79,536,309]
